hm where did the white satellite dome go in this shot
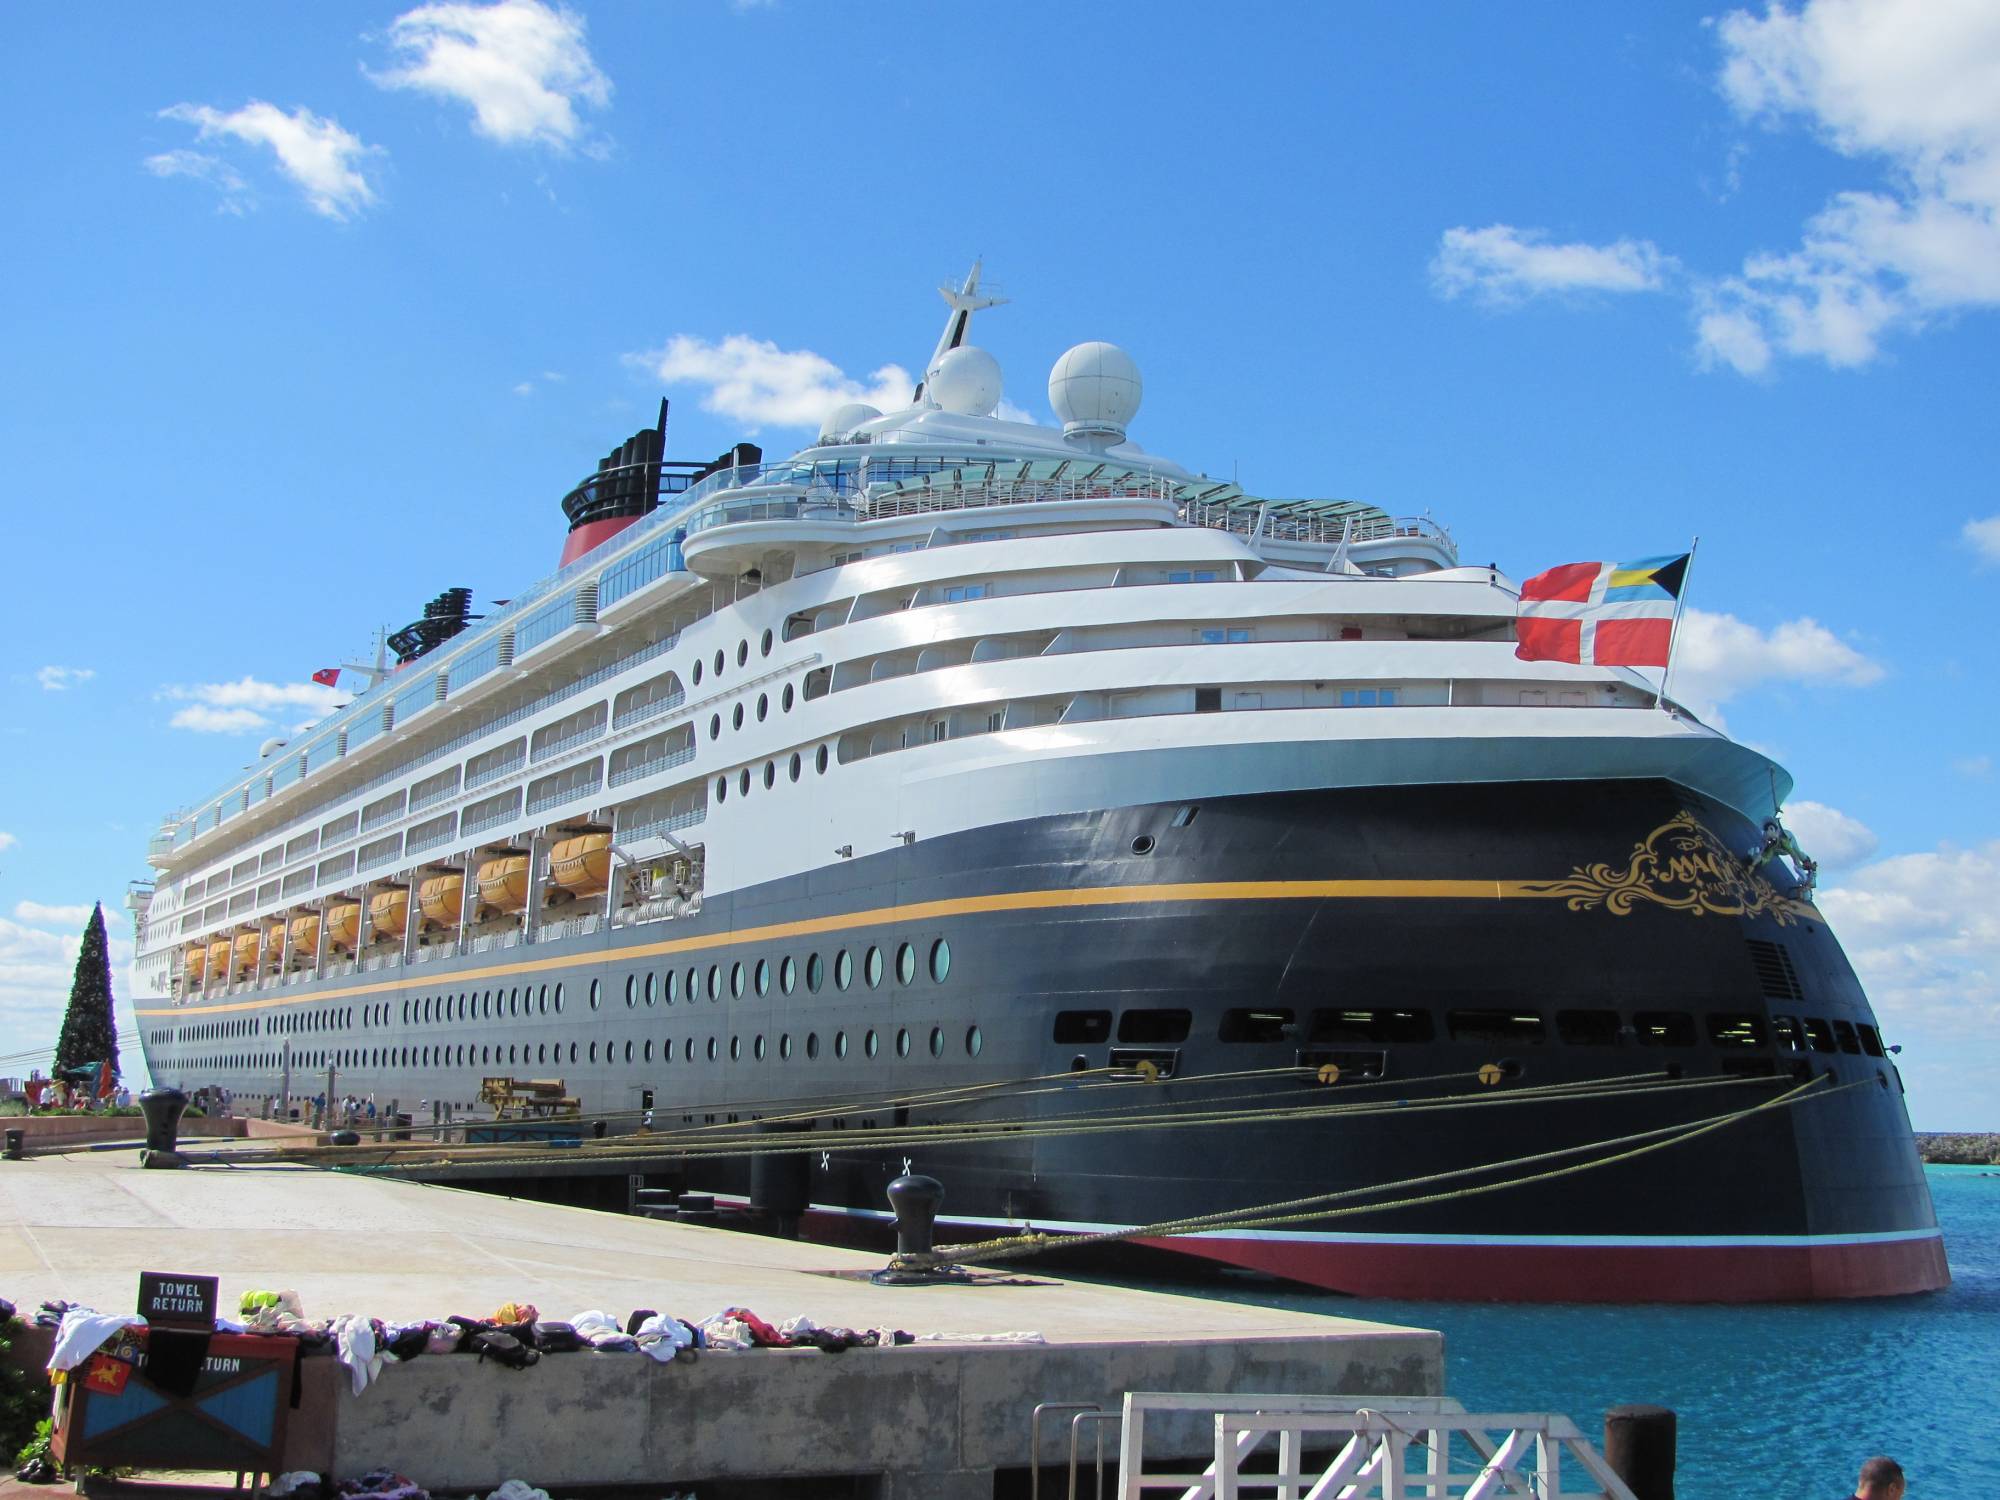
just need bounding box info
[1049,341,1142,440]
[926,345,1003,417]
[258,736,289,759]
[818,402,882,443]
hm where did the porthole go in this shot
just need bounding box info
[930,938,951,983]
[714,649,725,675]
[780,955,797,994]
[806,1032,820,1060]
[835,949,853,990]
[508,1045,517,1065]
[568,1041,577,1062]
[555,983,565,1013]
[686,966,699,1002]
[709,714,722,741]
[739,768,751,796]
[643,971,655,1005]
[779,1033,792,1060]
[865,1029,879,1058]
[756,692,769,722]
[730,961,745,999]
[897,942,917,985]
[1131,835,1156,856]
[703,964,719,1001]
[730,1036,742,1061]
[755,958,770,996]
[898,1028,913,1058]
[692,659,703,685]
[664,1039,675,1062]
[716,777,728,803]
[624,1040,634,1063]
[782,683,795,712]
[864,946,883,987]
[763,761,775,789]
[625,974,636,1008]
[707,1037,719,1061]
[929,1027,944,1058]
[732,703,744,731]
[644,1039,654,1062]
[966,1025,983,1057]
[807,953,824,992]
[666,969,679,1004]
[754,1034,767,1060]
[816,744,829,774]
[789,752,801,782]
[737,640,749,667]
[539,983,549,1013]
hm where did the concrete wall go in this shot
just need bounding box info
[5,1115,247,1146]
[285,1330,1441,1493]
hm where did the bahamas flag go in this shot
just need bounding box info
[1515,554,1690,667]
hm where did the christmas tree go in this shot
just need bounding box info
[53,902,119,1085]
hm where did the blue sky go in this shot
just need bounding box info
[1,1,1994,1125]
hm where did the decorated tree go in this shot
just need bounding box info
[52,902,119,1085]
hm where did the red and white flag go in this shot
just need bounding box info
[310,667,340,687]
[1515,554,1690,668]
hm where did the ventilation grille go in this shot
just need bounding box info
[1746,938,1803,1002]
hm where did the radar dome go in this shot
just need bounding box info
[926,345,1003,417]
[1048,342,1142,440]
[258,736,289,759]
[819,402,882,443]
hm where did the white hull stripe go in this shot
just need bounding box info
[707,1194,1942,1251]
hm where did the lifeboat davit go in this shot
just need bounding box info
[184,944,207,982]
[230,931,260,975]
[550,831,612,898]
[369,887,410,940]
[327,902,362,952]
[206,938,233,979]
[418,872,465,930]
[477,854,532,915]
[287,912,321,956]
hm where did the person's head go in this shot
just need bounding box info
[1856,1456,1904,1499]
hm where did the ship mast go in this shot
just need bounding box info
[915,260,1007,403]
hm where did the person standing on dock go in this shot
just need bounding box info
[1847,1456,1905,1500]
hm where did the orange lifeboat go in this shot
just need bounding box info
[327,902,362,952]
[418,872,465,930]
[206,938,233,980]
[231,931,260,976]
[287,912,321,956]
[550,832,612,898]
[263,921,287,960]
[370,887,410,940]
[477,854,532,916]
[184,944,207,982]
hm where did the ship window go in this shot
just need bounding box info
[755,958,770,996]
[929,1027,944,1058]
[539,984,549,1014]
[716,777,727,802]
[692,659,703,685]
[757,693,769,722]
[754,1034,766,1060]
[763,761,775,789]
[714,649,725,675]
[930,939,951,983]
[1772,1014,1803,1051]
[738,640,749,667]
[1858,1023,1885,1057]
[789,752,802,782]
[1707,1013,1767,1048]
[625,975,636,1008]
[732,703,744,731]
[554,984,563,1013]
[1447,1009,1547,1044]
[707,1037,718,1061]
[806,1032,819,1059]
[1802,1016,1837,1053]
[816,744,829,774]
[1219,1007,1294,1043]
[835,949,853,990]
[1555,1009,1622,1045]
[739,768,751,796]
[779,1032,791,1060]
[643,1040,654,1061]
[780,955,797,994]
[1118,1008,1192,1044]
[897,942,917,985]
[730,961,745,999]
[663,1039,674,1062]
[1198,628,1252,644]
[1053,1010,1111,1044]
[643,972,654,1005]
[761,628,774,657]
[709,714,722,741]
[835,1031,848,1058]
[730,1036,741,1061]
[807,953,824,992]
[1194,688,1222,713]
[783,683,795,712]
[1310,1008,1434,1044]
[707,964,721,1001]
[622,1040,633,1063]
[665,969,678,1004]
[1832,1019,1862,1054]
[1633,1011,1695,1047]
[864,946,883,987]
[966,1025,982,1057]
[897,1028,912,1058]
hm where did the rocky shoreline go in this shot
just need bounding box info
[1916,1132,2000,1165]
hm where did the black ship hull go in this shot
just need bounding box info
[141,777,1948,1302]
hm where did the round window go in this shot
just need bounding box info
[644,1039,653,1062]
[780,955,797,994]
[643,971,654,1005]
[897,942,917,985]
[664,1039,675,1062]
[732,703,744,731]
[761,628,774,657]
[625,974,636,1008]
[807,953,824,992]
[864,946,883,987]
[816,744,829,774]
[738,768,750,796]
[865,1029,879,1058]
[707,1037,718,1061]
[730,1036,742,1060]
[685,966,699,1001]
[710,713,722,741]
[930,938,951,983]
[737,640,749,667]
[666,969,679,1004]
[966,1025,982,1057]
[835,1031,848,1058]
[756,693,769,721]
[929,1027,944,1058]
[707,965,721,1001]
[730,961,744,999]
[714,649,725,675]
[753,1034,766,1060]
[782,683,795,712]
[897,1028,912,1058]
[623,1040,633,1063]
[806,1032,820,1059]
[763,761,775,789]
[835,949,853,990]
[755,958,769,995]
[779,1033,792,1059]
[716,776,728,803]
[692,659,703,685]
[554,983,565,1013]
[789,752,802,782]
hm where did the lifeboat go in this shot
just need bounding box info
[263,921,287,960]
[287,912,321,956]
[477,854,532,915]
[327,902,362,952]
[206,938,233,980]
[184,944,207,982]
[370,887,410,940]
[550,831,613,898]
[418,872,465,930]
[231,931,260,975]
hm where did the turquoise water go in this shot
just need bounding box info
[1130,1168,1998,1497]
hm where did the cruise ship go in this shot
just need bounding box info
[131,269,1947,1302]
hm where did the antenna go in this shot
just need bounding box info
[916,260,1008,402]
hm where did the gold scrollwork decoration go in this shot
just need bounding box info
[1519,810,1818,926]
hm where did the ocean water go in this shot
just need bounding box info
[1126,1168,1999,1498]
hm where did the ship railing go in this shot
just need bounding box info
[464,754,528,793]
[865,473,1179,518]
[537,911,604,943]
[610,690,686,733]
[1175,500,1456,556]
[359,953,402,973]
[530,723,606,764]
[607,742,696,790]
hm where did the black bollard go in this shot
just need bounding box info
[886,1173,944,1264]
[3,1128,22,1161]
[674,1192,718,1225]
[329,1129,361,1146]
[138,1087,190,1169]
[1604,1404,1676,1500]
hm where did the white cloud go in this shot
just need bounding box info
[36,665,94,691]
[0,914,138,1080]
[159,676,346,735]
[1701,0,2000,373]
[512,381,536,396]
[1669,606,1884,724]
[629,335,915,431]
[372,0,611,152]
[1964,514,2000,563]
[0,832,16,854]
[1430,225,1676,303]
[1781,799,1880,868]
[159,102,380,221]
[143,149,251,214]
[14,901,94,928]
[1955,754,1992,778]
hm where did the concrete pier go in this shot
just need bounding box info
[1,1146,1442,1495]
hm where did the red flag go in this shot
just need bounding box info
[311,667,340,687]
[1514,556,1687,668]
